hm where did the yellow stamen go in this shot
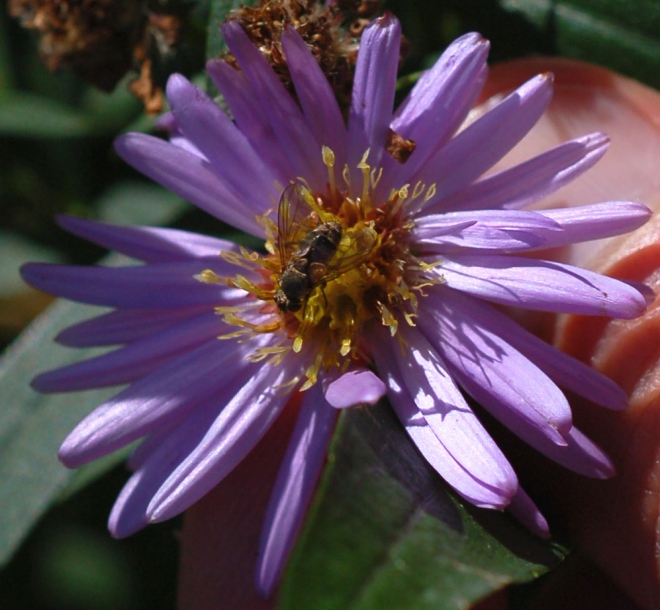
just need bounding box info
[195,269,221,284]
[358,149,371,206]
[322,145,337,197]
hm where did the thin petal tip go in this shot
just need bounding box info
[58,443,81,469]
[165,72,191,101]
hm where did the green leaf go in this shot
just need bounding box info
[0,92,89,137]
[206,0,260,59]
[0,232,62,297]
[0,10,14,91]
[281,405,564,610]
[80,84,144,136]
[0,298,117,568]
[498,0,660,88]
[95,181,190,227]
[0,84,144,139]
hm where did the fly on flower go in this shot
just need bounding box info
[274,183,375,313]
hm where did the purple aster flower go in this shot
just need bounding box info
[22,15,652,595]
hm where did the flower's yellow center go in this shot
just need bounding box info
[196,146,439,390]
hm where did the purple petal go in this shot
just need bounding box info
[347,14,401,171]
[437,253,649,318]
[147,355,302,522]
[109,403,219,537]
[420,295,615,477]
[281,27,348,166]
[373,328,517,509]
[538,426,615,478]
[256,384,338,595]
[155,112,208,159]
[507,415,616,478]
[56,306,208,347]
[220,21,324,186]
[21,260,245,308]
[419,289,573,442]
[414,209,562,253]
[206,60,293,182]
[126,422,177,471]
[323,367,387,409]
[113,367,278,535]
[437,133,610,212]
[57,216,236,263]
[33,312,222,392]
[109,469,154,537]
[114,133,263,236]
[507,486,550,538]
[380,32,489,194]
[165,74,280,209]
[535,201,652,248]
[418,74,554,209]
[154,111,175,131]
[58,336,264,467]
[431,290,628,410]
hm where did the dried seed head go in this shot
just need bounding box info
[9,0,146,92]
[223,0,403,116]
[8,0,185,113]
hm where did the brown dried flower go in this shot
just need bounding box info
[8,0,184,113]
[224,0,399,115]
[8,0,146,92]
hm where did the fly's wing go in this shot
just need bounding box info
[320,225,378,284]
[277,183,318,264]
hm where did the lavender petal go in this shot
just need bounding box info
[33,312,222,392]
[535,201,652,248]
[21,260,245,308]
[418,74,554,208]
[437,133,610,212]
[419,289,573,442]
[281,28,348,166]
[57,216,236,263]
[256,384,338,595]
[437,253,649,318]
[55,306,208,347]
[58,337,264,467]
[206,59,294,181]
[166,74,280,209]
[109,394,235,537]
[114,133,263,236]
[373,329,518,508]
[221,21,324,186]
[431,289,628,410]
[380,32,489,194]
[414,209,562,253]
[347,14,401,172]
[507,486,550,538]
[323,367,387,409]
[146,356,303,522]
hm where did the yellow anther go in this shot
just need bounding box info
[194,269,221,284]
[340,338,351,357]
[371,166,383,189]
[322,145,338,197]
[412,181,425,201]
[358,150,372,205]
